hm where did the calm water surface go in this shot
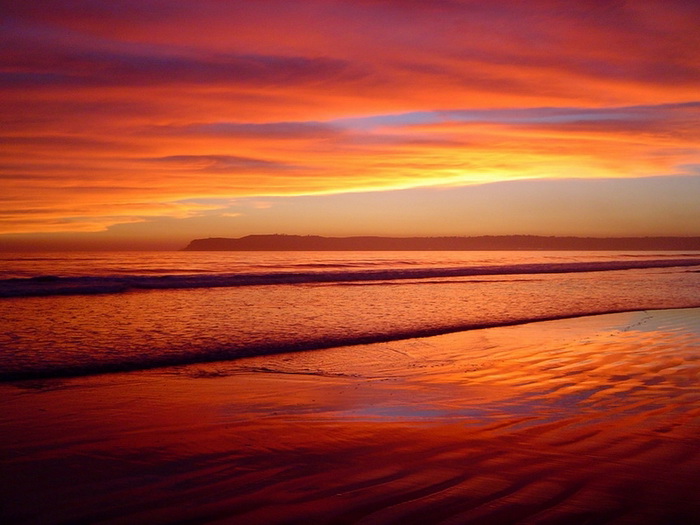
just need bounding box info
[1,251,699,380]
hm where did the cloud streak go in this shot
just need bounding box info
[1,0,699,238]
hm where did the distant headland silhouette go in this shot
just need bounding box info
[183,235,700,251]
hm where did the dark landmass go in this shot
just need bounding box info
[183,235,700,251]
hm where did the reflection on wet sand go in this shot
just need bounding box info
[1,308,699,524]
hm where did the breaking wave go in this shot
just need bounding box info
[2,258,700,298]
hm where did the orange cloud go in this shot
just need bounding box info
[1,1,699,236]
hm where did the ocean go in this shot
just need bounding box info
[1,250,700,381]
[3,250,700,523]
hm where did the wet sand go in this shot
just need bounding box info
[1,308,699,524]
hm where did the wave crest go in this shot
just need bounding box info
[1,258,699,298]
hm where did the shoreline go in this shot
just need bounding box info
[4,304,700,383]
[182,234,700,251]
[2,307,700,523]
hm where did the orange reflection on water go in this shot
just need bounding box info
[1,309,700,523]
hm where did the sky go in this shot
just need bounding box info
[2,0,699,250]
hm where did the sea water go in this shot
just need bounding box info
[1,250,699,380]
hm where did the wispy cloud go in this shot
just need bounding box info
[1,0,699,237]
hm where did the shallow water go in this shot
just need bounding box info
[1,308,699,524]
[1,251,700,380]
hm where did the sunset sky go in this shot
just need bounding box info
[2,0,699,250]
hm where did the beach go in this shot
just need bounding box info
[5,0,700,522]
[2,307,699,524]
